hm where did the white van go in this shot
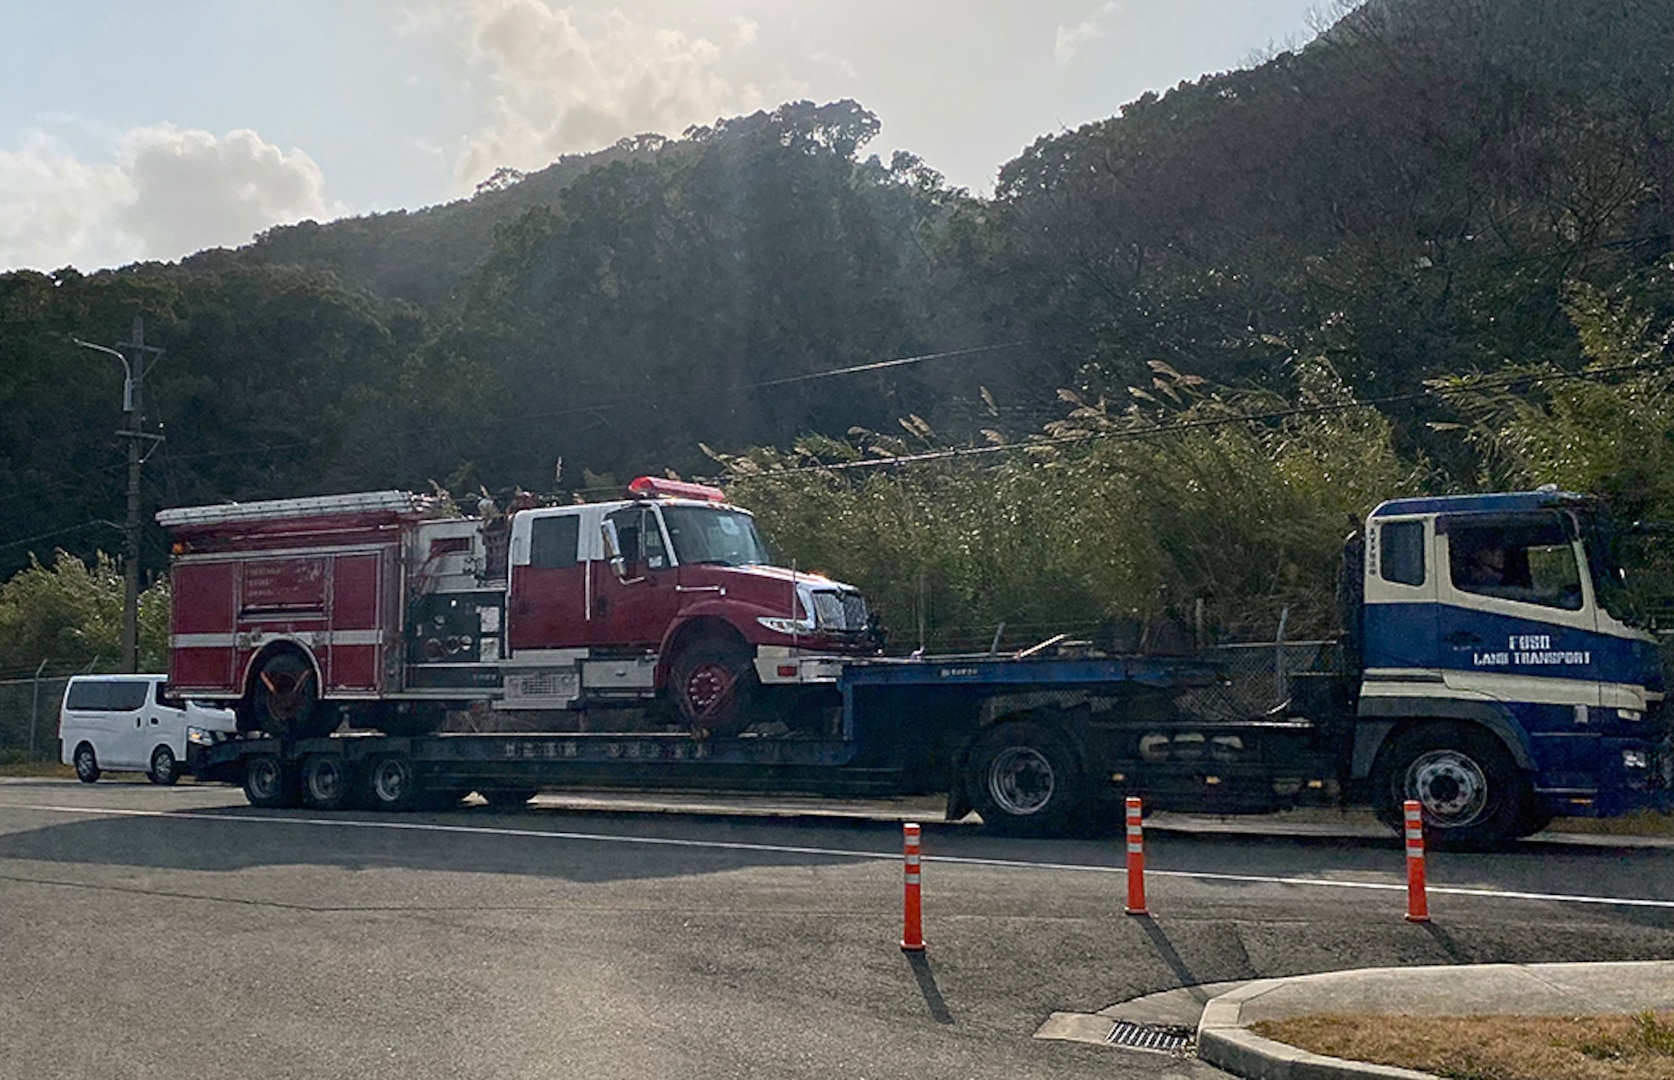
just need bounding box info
[59,674,238,785]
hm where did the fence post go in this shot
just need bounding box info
[29,658,47,761]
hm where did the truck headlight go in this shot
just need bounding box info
[758,616,815,636]
[1623,748,1650,770]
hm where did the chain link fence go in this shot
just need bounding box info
[0,674,70,764]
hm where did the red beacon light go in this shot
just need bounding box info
[627,476,727,503]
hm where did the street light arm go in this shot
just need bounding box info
[73,337,133,381]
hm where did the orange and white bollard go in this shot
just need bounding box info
[1404,799,1430,923]
[901,821,926,952]
[1125,796,1148,916]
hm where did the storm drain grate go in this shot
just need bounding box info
[1105,1021,1194,1054]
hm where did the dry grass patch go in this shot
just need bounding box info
[1253,1010,1674,1080]
[0,762,74,778]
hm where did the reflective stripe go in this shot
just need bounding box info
[1126,842,1144,854]
[904,873,920,884]
[905,856,920,867]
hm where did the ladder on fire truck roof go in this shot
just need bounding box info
[155,490,447,529]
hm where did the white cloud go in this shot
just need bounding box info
[451,0,762,192]
[0,125,341,273]
[731,17,759,46]
[1056,1,1122,68]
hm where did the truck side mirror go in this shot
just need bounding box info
[601,520,638,581]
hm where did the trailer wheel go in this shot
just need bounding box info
[967,721,1085,837]
[670,641,757,734]
[481,788,538,810]
[252,652,330,740]
[1375,723,1527,851]
[366,754,421,812]
[301,755,355,811]
[243,754,298,809]
[73,743,100,783]
[147,745,179,786]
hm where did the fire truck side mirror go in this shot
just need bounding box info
[601,520,632,580]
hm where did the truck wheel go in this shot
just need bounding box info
[73,743,100,783]
[481,788,538,810]
[1375,723,1527,851]
[243,754,298,809]
[967,721,1084,837]
[301,754,355,811]
[367,754,420,812]
[252,653,329,740]
[670,642,757,734]
[147,745,180,786]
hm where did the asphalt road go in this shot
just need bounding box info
[2,779,1673,1080]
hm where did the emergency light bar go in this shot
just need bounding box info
[156,490,442,529]
[627,476,727,502]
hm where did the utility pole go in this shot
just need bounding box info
[76,317,163,673]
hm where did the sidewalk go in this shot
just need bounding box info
[1198,960,1674,1079]
[1037,960,1674,1079]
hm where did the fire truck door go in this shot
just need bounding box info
[591,506,679,648]
[507,512,589,651]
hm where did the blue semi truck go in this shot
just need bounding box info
[183,488,1670,849]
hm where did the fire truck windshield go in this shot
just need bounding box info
[661,505,772,567]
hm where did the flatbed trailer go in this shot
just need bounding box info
[190,648,1357,835]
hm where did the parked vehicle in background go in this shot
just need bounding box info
[59,674,238,784]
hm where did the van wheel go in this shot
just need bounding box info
[301,755,354,811]
[966,721,1085,836]
[147,745,179,786]
[73,743,100,783]
[252,652,329,740]
[367,754,420,812]
[243,754,298,808]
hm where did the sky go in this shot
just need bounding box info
[0,0,1334,275]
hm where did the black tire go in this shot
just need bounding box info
[481,788,539,810]
[966,721,1085,837]
[1512,797,1556,840]
[73,743,100,783]
[147,745,179,786]
[669,641,758,734]
[300,754,355,811]
[251,652,331,740]
[418,789,470,812]
[1374,723,1527,851]
[366,754,421,812]
[242,754,298,809]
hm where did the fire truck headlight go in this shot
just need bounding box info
[758,616,815,636]
[1623,748,1650,771]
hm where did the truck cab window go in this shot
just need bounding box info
[530,515,580,569]
[1448,518,1582,610]
[1380,521,1425,586]
[606,507,668,569]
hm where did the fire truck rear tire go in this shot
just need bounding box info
[252,652,330,740]
[243,754,299,809]
[670,641,757,733]
[366,754,421,812]
[966,720,1085,837]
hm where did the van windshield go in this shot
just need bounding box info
[660,506,771,567]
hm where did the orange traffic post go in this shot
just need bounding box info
[1404,799,1430,923]
[1125,796,1148,916]
[901,821,926,952]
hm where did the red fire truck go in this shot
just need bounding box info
[157,478,878,739]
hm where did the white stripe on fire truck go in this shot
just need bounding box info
[170,630,385,648]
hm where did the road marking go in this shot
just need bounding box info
[6,801,1674,911]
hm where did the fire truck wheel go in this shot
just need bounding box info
[243,754,298,809]
[367,754,421,812]
[73,743,100,783]
[301,755,355,811]
[252,652,328,739]
[670,641,758,734]
[967,720,1085,837]
[1375,722,1526,851]
[147,745,179,786]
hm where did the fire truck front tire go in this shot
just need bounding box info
[301,754,356,811]
[243,754,299,809]
[1374,722,1526,851]
[367,754,422,812]
[252,652,330,740]
[670,641,758,734]
[966,720,1085,837]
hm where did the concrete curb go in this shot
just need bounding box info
[1196,980,1437,1080]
